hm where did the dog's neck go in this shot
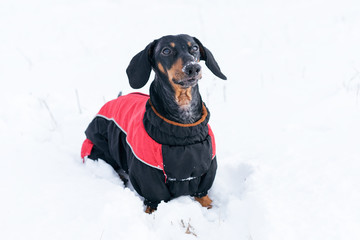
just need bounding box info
[149,77,203,124]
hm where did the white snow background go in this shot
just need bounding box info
[1,0,360,239]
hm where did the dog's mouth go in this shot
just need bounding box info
[174,77,200,88]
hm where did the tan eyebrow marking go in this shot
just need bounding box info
[170,42,175,47]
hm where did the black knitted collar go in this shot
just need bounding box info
[143,100,210,146]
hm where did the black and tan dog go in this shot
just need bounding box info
[81,34,226,213]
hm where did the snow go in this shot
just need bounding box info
[1,0,360,239]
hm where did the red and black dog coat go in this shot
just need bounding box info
[81,92,217,208]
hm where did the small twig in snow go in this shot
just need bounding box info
[75,89,82,114]
[180,219,185,228]
[16,47,33,70]
[181,218,197,237]
[40,98,57,129]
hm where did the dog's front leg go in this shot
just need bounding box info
[194,195,213,209]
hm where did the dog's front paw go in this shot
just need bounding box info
[194,195,213,209]
[145,206,156,214]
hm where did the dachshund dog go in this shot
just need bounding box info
[81,34,226,213]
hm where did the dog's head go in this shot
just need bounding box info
[126,34,227,90]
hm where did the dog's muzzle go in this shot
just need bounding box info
[178,62,202,88]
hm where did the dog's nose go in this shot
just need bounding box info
[183,63,201,78]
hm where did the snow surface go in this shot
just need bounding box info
[1,0,360,239]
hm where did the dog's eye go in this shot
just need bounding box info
[161,48,172,56]
[191,45,199,52]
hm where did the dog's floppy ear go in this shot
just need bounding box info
[126,40,157,89]
[193,37,227,80]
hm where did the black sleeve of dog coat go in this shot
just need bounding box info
[84,117,120,170]
[128,158,171,209]
[192,157,218,198]
[84,117,108,156]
